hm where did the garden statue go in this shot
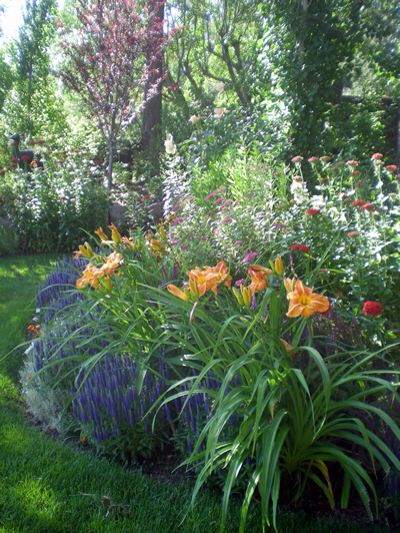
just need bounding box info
[8,133,44,170]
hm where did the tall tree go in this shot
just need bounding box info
[61,0,163,195]
[141,0,165,174]
[12,0,57,136]
[264,0,368,156]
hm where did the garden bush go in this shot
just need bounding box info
[0,157,108,253]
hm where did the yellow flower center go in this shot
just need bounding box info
[298,294,312,306]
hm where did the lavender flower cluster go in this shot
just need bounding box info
[36,257,87,323]
[72,355,172,443]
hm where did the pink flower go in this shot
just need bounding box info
[221,216,232,223]
[234,240,242,246]
[291,155,303,163]
[346,160,359,167]
[171,216,184,226]
[307,156,319,163]
[371,152,383,160]
[241,251,257,264]
[234,278,244,287]
[385,164,397,172]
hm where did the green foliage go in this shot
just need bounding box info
[7,0,60,138]
[156,271,400,531]
[0,220,17,256]
[0,161,108,253]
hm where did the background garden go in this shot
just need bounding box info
[0,0,399,531]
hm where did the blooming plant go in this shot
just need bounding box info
[0,157,108,252]
[158,255,400,531]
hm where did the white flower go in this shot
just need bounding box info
[164,133,177,155]
[189,114,200,124]
[214,107,225,119]
[215,81,225,93]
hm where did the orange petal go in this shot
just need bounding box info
[167,284,189,301]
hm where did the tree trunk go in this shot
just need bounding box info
[107,137,114,193]
[141,0,165,175]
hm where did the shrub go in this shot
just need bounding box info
[0,160,108,253]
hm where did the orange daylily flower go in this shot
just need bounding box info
[167,284,190,301]
[122,236,135,248]
[186,268,221,296]
[248,264,273,292]
[286,280,329,317]
[100,251,123,275]
[76,263,103,289]
[168,261,232,301]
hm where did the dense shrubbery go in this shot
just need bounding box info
[0,157,108,253]
[22,151,400,528]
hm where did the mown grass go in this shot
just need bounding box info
[0,254,390,532]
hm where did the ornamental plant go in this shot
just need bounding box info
[156,255,400,531]
[0,160,108,252]
[162,148,400,348]
[60,0,164,193]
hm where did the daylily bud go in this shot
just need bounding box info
[274,255,284,276]
[95,227,108,241]
[109,223,122,243]
[76,242,94,258]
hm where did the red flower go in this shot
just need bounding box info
[371,152,383,160]
[290,242,310,252]
[362,300,383,316]
[385,164,397,172]
[306,208,321,215]
[20,154,31,161]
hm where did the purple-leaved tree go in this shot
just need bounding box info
[60,0,164,196]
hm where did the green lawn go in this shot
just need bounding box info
[0,254,390,532]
